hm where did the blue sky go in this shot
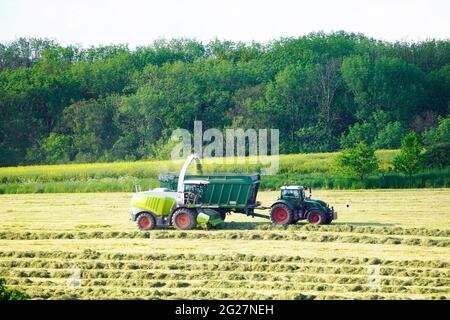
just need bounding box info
[0,0,449,47]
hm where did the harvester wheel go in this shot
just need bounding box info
[172,208,197,230]
[307,210,326,225]
[270,203,293,225]
[136,212,156,231]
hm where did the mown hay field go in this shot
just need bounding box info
[0,189,449,299]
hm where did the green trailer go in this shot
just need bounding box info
[130,154,337,230]
[159,173,260,214]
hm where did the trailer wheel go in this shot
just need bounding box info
[136,212,156,231]
[172,208,197,230]
[270,204,293,225]
[307,210,326,225]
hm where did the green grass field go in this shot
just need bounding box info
[1,189,449,299]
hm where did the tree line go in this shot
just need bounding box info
[0,32,449,166]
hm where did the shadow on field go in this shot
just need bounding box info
[332,222,395,227]
[218,220,395,230]
[220,221,266,230]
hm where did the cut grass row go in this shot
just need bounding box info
[3,284,318,300]
[2,238,447,262]
[7,274,449,289]
[4,223,448,237]
[2,250,448,299]
[0,230,448,247]
[1,250,448,269]
[2,261,448,279]
[2,266,448,299]
[5,267,447,285]
[2,256,448,272]
[1,265,448,283]
[11,285,438,300]
[5,276,449,294]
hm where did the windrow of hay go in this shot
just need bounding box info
[1,230,448,247]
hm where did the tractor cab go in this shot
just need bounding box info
[280,186,306,206]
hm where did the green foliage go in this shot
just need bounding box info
[342,56,427,122]
[0,278,27,300]
[61,97,120,162]
[340,122,377,148]
[336,142,379,180]
[373,121,406,149]
[150,137,184,160]
[0,34,449,166]
[26,133,72,164]
[393,132,424,177]
[422,117,450,146]
[425,65,450,116]
[422,143,450,169]
[341,111,406,149]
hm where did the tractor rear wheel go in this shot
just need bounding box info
[172,208,197,230]
[136,212,156,231]
[307,210,326,225]
[270,203,293,225]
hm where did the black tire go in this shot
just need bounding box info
[307,210,327,225]
[172,208,197,230]
[270,203,294,225]
[218,210,227,221]
[323,213,333,225]
[136,212,156,230]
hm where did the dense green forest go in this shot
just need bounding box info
[0,32,449,167]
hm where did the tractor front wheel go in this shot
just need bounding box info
[136,212,156,231]
[172,208,197,230]
[307,210,326,225]
[270,203,293,225]
[323,213,333,225]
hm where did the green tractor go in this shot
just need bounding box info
[270,186,336,225]
[130,154,336,230]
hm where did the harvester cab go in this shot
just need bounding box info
[183,179,209,205]
[130,154,224,231]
